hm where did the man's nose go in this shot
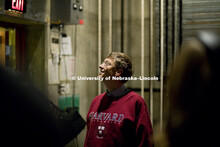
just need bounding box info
[99,63,104,69]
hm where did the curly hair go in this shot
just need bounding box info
[107,52,133,83]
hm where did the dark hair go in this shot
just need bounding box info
[107,52,133,83]
[166,31,220,146]
[5,67,24,83]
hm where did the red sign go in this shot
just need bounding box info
[12,0,24,11]
[5,0,26,13]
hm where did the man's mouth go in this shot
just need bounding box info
[99,70,105,75]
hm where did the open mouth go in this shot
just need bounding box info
[99,70,104,75]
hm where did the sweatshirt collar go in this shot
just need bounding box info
[106,84,126,98]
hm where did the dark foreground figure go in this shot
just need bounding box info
[165,31,220,147]
[0,66,86,147]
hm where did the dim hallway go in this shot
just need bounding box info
[0,0,220,146]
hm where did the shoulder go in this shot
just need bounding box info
[127,92,150,118]
[121,91,147,109]
[126,91,146,103]
[93,92,106,101]
[87,92,106,115]
[89,92,106,106]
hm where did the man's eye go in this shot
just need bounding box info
[105,62,111,66]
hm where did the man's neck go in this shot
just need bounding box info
[103,80,123,92]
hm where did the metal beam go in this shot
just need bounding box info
[141,0,145,98]
[160,0,164,131]
[150,0,154,125]
[98,0,102,95]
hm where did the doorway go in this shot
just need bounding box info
[0,24,26,74]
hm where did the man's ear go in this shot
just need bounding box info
[115,69,123,77]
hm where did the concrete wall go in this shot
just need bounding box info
[69,1,161,146]
[26,25,45,92]
[61,1,161,146]
[61,1,99,147]
[72,1,99,145]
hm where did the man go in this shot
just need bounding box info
[84,52,153,147]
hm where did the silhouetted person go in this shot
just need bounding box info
[0,66,86,147]
[162,31,220,147]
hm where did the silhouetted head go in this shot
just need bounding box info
[167,31,220,146]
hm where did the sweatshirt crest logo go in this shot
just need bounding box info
[96,124,107,139]
[89,112,124,124]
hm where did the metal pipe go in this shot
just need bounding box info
[150,0,154,125]
[109,0,112,53]
[174,0,179,59]
[165,0,168,75]
[160,0,164,131]
[45,17,50,96]
[59,24,63,62]
[141,0,144,98]
[172,0,175,61]
[98,0,102,95]
[73,25,77,95]
[179,0,183,47]
[123,0,128,54]
[121,0,124,53]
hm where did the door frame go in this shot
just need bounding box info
[0,22,26,74]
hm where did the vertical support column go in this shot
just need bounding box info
[179,0,182,48]
[59,24,63,62]
[160,0,164,131]
[73,26,77,95]
[109,0,112,53]
[45,21,50,96]
[121,0,124,53]
[141,0,145,98]
[98,0,102,95]
[174,0,179,59]
[45,0,51,96]
[150,0,154,125]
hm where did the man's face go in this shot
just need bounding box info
[99,58,116,78]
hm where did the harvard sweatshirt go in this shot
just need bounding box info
[84,91,153,147]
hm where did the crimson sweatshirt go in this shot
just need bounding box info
[84,91,153,147]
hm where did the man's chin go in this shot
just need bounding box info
[98,74,104,78]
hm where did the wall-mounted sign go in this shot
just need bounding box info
[5,0,26,13]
